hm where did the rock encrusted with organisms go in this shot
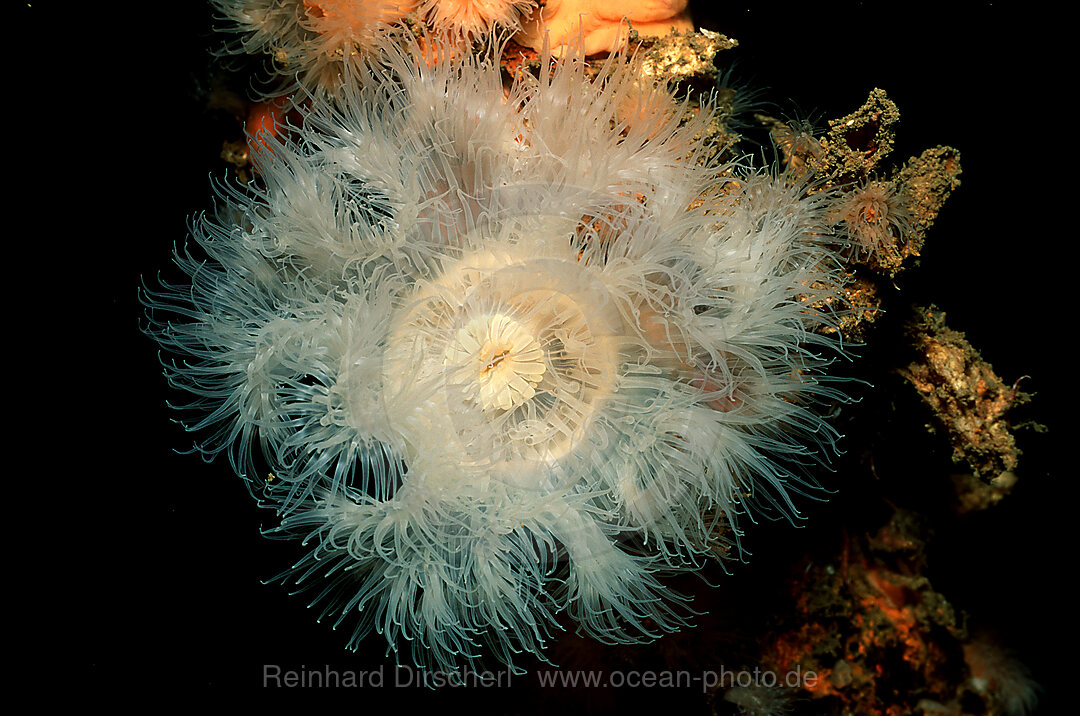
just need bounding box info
[899,306,1028,485]
[732,509,967,713]
[773,88,901,183]
[759,90,963,348]
[894,145,963,264]
[636,27,737,85]
[726,507,1040,715]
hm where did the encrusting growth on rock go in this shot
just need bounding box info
[900,306,1028,487]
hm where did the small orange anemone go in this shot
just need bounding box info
[419,0,538,40]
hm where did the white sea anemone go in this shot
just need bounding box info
[144,36,850,672]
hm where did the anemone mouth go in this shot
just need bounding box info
[383,245,622,486]
[444,312,547,411]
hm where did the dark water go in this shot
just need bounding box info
[84,2,1059,710]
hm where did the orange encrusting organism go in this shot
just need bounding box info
[516,0,693,55]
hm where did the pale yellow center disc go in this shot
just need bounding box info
[444,313,547,411]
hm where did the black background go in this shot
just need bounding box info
[63,0,1063,709]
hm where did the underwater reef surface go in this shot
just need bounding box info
[83,0,1060,712]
